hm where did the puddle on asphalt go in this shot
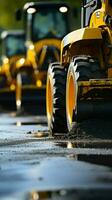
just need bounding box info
[77,154,112,167]
[20,189,112,200]
[55,141,112,167]
[1,189,112,200]
[55,140,112,149]
[0,120,47,127]
[0,119,47,126]
[15,121,47,126]
[28,190,75,200]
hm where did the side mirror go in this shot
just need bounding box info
[15,9,22,21]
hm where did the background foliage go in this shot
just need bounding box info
[0,0,81,30]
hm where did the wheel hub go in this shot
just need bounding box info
[46,76,53,120]
[66,71,76,130]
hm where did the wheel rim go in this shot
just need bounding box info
[46,75,53,121]
[66,71,76,130]
[16,74,22,111]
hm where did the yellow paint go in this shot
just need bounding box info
[38,46,47,67]
[61,0,112,130]
[78,79,112,87]
[66,70,76,128]
[26,39,61,70]
[3,57,9,64]
[62,28,102,48]
[16,73,22,111]
[46,73,53,122]
[16,57,31,70]
[61,0,112,67]
[10,84,15,91]
[36,80,42,87]
[34,39,61,53]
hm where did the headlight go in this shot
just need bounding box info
[59,6,68,13]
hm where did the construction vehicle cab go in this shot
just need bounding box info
[0,30,25,82]
[16,2,73,112]
[46,0,112,135]
[25,2,71,82]
[0,30,25,107]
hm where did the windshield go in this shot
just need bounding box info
[5,35,26,57]
[32,8,69,41]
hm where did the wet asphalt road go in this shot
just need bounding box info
[0,110,112,200]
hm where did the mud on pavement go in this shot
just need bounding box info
[0,112,112,200]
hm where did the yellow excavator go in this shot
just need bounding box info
[46,0,112,134]
[15,2,74,113]
[0,30,25,108]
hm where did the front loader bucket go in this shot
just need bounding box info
[0,89,16,110]
[21,85,46,115]
[16,71,46,114]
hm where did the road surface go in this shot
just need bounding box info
[0,111,112,200]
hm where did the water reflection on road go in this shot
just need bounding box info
[0,112,112,199]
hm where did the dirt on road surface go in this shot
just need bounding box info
[0,111,112,200]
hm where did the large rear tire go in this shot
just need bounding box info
[46,62,68,135]
[66,55,103,131]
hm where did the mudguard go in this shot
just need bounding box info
[61,27,102,64]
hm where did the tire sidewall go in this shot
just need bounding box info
[66,61,78,131]
[46,64,54,130]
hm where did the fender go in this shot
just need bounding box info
[61,27,103,64]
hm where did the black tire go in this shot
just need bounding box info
[66,55,103,130]
[46,62,68,134]
[73,55,104,81]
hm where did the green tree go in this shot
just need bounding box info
[0,0,81,30]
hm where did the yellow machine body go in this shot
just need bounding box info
[46,0,112,134]
[18,2,72,85]
[0,30,25,89]
[15,2,73,112]
[25,38,61,88]
[61,2,112,89]
[61,0,112,67]
[61,27,103,65]
[63,0,112,128]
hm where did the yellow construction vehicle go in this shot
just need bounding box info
[15,2,74,113]
[46,0,112,134]
[0,30,25,107]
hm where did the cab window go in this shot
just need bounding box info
[32,7,69,41]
